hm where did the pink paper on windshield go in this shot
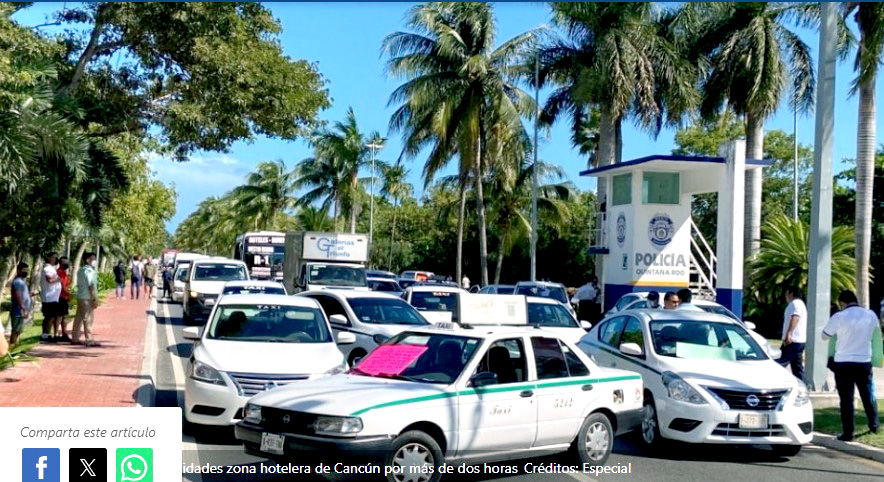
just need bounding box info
[356,345,428,376]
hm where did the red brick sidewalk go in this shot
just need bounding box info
[0,286,151,407]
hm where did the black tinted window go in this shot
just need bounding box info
[532,337,569,380]
[562,343,590,376]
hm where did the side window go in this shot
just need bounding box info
[615,295,635,311]
[532,337,569,380]
[311,295,347,322]
[598,316,627,347]
[475,338,527,385]
[620,316,645,354]
[562,343,590,376]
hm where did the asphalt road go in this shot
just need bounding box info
[149,299,884,482]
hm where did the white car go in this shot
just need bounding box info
[514,281,577,317]
[172,264,190,304]
[297,290,430,366]
[182,294,355,426]
[526,296,592,345]
[222,280,287,296]
[235,323,644,478]
[577,309,812,456]
[184,259,249,324]
[404,285,468,324]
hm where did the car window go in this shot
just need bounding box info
[352,332,481,384]
[410,291,459,322]
[650,320,767,360]
[516,285,567,304]
[193,264,247,281]
[620,316,645,353]
[527,303,579,328]
[369,280,400,292]
[562,343,590,376]
[531,337,570,380]
[207,304,331,343]
[474,338,527,385]
[598,316,627,347]
[628,300,650,310]
[222,285,286,295]
[309,295,348,321]
[175,268,189,282]
[615,295,637,311]
[347,298,428,325]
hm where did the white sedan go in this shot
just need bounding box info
[183,294,354,426]
[221,280,287,296]
[526,296,592,345]
[577,309,812,457]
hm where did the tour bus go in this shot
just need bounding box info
[233,231,286,281]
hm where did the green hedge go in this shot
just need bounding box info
[97,271,116,292]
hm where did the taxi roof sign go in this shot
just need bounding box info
[459,294,527,326]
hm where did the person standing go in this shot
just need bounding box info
[461,275,470,290]
[822,290,880,441]
[777,287,807,381]
[573,279,598,322]
[663,291,679,310]
[676,288,703,311]
[55,257,72,343]
[9,262,32,346]
[162,266,173,300]
[113,261,126,299]
[72,252,100,346]
[39,252,62,343]
[130,256,143,300]
[144,256,158,298]
[647,291,661,309]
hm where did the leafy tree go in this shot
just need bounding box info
[380,161,414,269]
[232,160,297,231]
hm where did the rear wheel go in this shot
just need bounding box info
[385,430,443,482]
[573,412,613,466]
[772,444,802,457]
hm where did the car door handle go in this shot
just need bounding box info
[519,390,534,398]
[582,384,594,391]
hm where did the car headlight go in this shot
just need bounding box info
[190,290,199,298]
[662,371,707,405]
[243,404,262,424]
[189,360,226,386]
[313,416,363,436]
[325,361,348,376]
[794,380,810,407]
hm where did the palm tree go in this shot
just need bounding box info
[846,2,884,307]
[689,2,815,259]
[233,160,297,231]
[383,2,537,285]
[380,161,414,269]
[296,205,333,232]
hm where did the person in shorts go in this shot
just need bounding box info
[144,256,158,298]
[54,256,72,343]
[40,252,62,343]
[130,255,143,299]
[10,262,32,346]
[72,252,100,346]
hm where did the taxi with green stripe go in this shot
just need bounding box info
[235,316,644,482]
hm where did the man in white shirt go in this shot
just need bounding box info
[39,252,62,343]
[777,287,808,381]
[572,279,598,322]
[821,290,880,441]
[461,275,470,290]
[676,288,703,311]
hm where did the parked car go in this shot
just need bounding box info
[526,296,591,345]
[399,270,434,282]
[221,280,287,296]
[478,284,516,294]
[367,277,404,298]
[235,323,643,478]
[515,281,576,317]
[184,259,249,324]
[577,309,812,456]
[182,294,353,426]
[172,264,191,304]
[404,285,467,324]
[297,290,430,366]
[366,270,396,279]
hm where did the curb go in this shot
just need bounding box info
[812,432,884,464]
[136,297,157,407]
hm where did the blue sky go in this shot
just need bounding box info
[13,3,884,233]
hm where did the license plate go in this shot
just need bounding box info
[260,432,285,454]
[738,413,768,429]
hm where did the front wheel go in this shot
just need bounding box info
[640,395,665,449]
[573,412,613,466]
[772,444,802,457]
[385,431,443,482]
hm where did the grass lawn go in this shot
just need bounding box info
[815,400,884,449]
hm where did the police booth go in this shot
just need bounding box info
[581,140,770,316]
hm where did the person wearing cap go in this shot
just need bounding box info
[647,291,661,309]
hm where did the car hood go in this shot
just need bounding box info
[419,311,453,324]
[188,280,231,295]
[248,375,449,416]
[657,357,797,389]
[195,339,345,375]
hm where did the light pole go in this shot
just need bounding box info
[365,140,384,252]
[793,108,799,221]
[530,51,540,282]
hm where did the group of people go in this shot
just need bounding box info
[113,255,163,300]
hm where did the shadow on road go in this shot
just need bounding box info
[168,342,193,359]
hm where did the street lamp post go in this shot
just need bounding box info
[366,141,384,259]
[530,51,540,282]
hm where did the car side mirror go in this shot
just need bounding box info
[337,332,356,344]
[620,342,643,357]
[744,321,757,331]
[329,314,349,325]
[470,371,498,387]
[373,334,388,345]
[580,320,592,330]
[183,326,201,341]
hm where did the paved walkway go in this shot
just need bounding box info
[0,285,151,406]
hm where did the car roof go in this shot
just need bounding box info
[402,323,578,340]
[217,293,319,308]
[367,277,399,283]
[407,285,466,293]
[617,308,738,325]
[299,290,402,300]
[515,281,565,288]
[223,280,284,287]
[525,296,561,305]
[192,258,245,266]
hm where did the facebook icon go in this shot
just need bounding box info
[22,448,60,482]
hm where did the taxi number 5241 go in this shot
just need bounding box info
[553,398,573,408]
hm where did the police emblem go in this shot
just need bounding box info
[648,214,674,249]
[616,213,626,246]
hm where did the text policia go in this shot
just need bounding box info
[183,461,634,477]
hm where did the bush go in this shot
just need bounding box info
[97,271,116,292]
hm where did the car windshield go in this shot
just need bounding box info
[368,280,401,292]
[351,332,481,384]
[528,303,580,328]
[411,291,459,314]
[208,304,331,343]
[222,285,286,295]
[650,320,767,361]
[175,268,189,282]
[516,285,567,304]
[307,265,366,287]
[193,264,247,281]
[347,297,428,325]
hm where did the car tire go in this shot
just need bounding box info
[385,430,443,482]
[573,412,613,466]
[772,444,802,457]
[640,394,665,449]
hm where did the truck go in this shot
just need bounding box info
[161,249,179,268]
[282,231,370,293]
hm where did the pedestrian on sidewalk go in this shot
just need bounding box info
[55,257,72,343]
[9,262,31,346]
[130,255,143,300]
[822,290,880,441]
[162,266,173,300]
[778,286,807,381]
[144,256,157,298]
[39,252,62,343]
[72,252,100,347]
[113,260,126,299]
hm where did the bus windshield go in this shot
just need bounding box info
[306,264,366,287]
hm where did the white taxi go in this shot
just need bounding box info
[526,296,592,345]
[183,294,355,426]
[235,322,643,480]
[578,309,812,456]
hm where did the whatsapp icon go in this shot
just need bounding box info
[116,448,153,482]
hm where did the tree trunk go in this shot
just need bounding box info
[60,11,107,95]
[29,255,43,297]
[0,254,13,301]
[456,180,466,285]
[855,70,876,307]
[72,241,88,284]
[475,138,490,286]
[349,175,358,234]
[494,230,507,284]
[745,113,764,259]
[594,110,619,304]
[389,200,397,270]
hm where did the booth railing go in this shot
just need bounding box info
[689,218,717,299]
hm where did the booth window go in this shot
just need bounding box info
[612,174,632,206]
[642,172,679,204]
